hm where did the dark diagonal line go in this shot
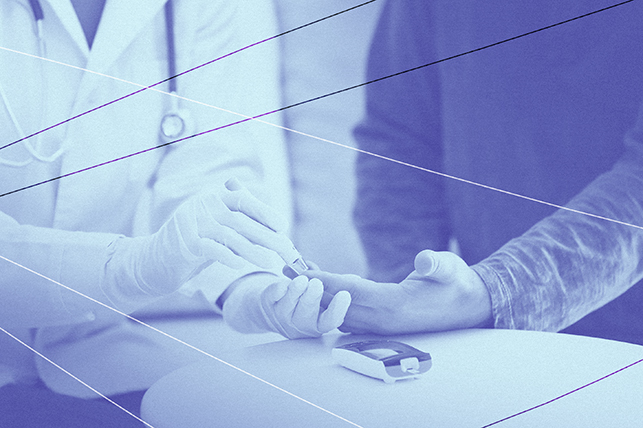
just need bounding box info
[481,358,643,427]
[0,0,632,199]
[280,0,634,112]
[0,116,256,197]
[0,0,379,153]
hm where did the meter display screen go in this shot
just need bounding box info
[362,348,401,360]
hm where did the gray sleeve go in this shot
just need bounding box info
[474,103,643,331]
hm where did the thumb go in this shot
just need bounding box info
[414,250,463,281]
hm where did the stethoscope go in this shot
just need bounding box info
[158,0,189,142]
[0,0,186,167]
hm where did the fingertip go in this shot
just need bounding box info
[330,291,351,316]
[308,277,323,287]
[309,278,324,295]
[224,177,243,191]
[335,290,352,306]
[319,290,351,332]
[414,249,436,276]
[286,275,308,296]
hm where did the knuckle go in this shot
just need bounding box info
[210,222,230,239]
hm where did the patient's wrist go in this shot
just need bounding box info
[468,267,494,328]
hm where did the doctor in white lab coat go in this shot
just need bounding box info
[0,0,297,416]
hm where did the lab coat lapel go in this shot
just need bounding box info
[44,0,89,56]
[75,0,167,103]
[53,0,166,231]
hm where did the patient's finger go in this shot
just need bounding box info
[306,261,321,271]
[304,271,362,296]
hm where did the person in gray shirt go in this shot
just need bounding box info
[307,0,643,344]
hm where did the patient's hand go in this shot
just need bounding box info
[305,250,493,335]
[222,273,351,339]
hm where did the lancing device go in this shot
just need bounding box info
[282,245,309,278]
[223,178,308,276]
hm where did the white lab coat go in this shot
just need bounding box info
[0,0,291,395]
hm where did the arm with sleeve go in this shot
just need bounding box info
[353,1,450,283]
[0,207,209,389]
[29,0,293,397]
[0,214,128,329]
[474,104,643,331]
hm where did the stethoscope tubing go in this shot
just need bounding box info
[0,0,183,167]
[0,0,59,167]
[164,0,177,94]
[160,0,187,140]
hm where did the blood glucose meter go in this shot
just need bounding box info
[332,340,432,383]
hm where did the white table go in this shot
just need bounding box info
[140,328,643,427]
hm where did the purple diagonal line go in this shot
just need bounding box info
[0,0,379,153]
[1,99,297,197]
[482,357,643,427]
[0,0,633,200]
[0,113,259,197]
[283,0,634,111]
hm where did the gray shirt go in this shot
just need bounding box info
[354,0,643,343]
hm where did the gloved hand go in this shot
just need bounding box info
[222,271,352,339]
[106,178,291,299]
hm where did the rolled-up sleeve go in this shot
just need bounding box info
[474,102,643,331]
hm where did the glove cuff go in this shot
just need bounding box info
[221,271,280,333]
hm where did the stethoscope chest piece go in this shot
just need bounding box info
[160,112,186,140]
[159,91,190,143]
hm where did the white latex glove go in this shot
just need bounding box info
[107,178,290,298]
[222,272,352,339]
